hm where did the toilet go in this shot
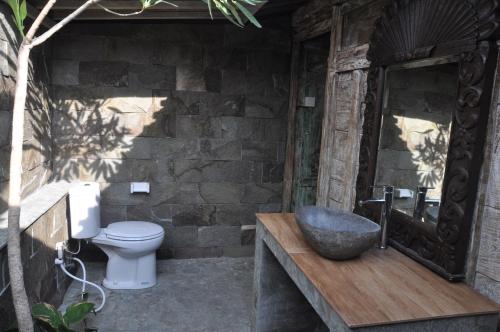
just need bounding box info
[68,182,164,290]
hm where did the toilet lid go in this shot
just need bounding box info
[105,221,164,241]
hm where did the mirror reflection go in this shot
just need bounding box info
[374,62,458,223]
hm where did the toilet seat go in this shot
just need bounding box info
[105,221,164,241]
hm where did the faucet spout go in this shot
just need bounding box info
[358,185,394,249]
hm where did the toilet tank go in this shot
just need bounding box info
[69,182,101,239]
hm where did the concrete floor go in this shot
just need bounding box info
[61,257,254,332]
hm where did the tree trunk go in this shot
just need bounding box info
[8,42,34,332]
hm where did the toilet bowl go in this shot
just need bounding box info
[92,221,164,290]
[69,182,165,290]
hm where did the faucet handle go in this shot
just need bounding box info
[416,186,435,193]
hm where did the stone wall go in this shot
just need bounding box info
[50,19,291,259]
[0,188,72,330]
[0,3,53,215]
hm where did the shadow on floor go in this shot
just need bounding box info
[61,257,254,332]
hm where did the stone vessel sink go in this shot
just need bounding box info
[295,206,381,260]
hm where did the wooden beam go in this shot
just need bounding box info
[46,0,269,21]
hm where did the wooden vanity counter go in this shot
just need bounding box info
[253,213,500,332]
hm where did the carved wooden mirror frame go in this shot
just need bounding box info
[354,0,500,281]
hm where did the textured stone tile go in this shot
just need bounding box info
[100,182,148,206]
[0,112,11,148]
[241,225,256,245]
[126,159,158,182]
[106,38,159,65]
[247,50,290,74]
[198,226,241,247]
[204,68,222,93]
[262,162,284,183]
[220,117,265,140]
[79,61,129,87]
[152,182,204,205]
[167,92,202,115]
[176,115,222,138]
[0,39,8,76]
[258,203,282,213]
[204,47,247,71]
[221,70,246,95]
[176,65,207,92]
[222,245,255,257]
[129,64,176,90]
[172,247,223,259]
[52,60,79,86]
[0,76,15,111]
[200,183,242,204]
[242,141,277,161]
[126,205,155,222]
[159,43,203,68]
[152,138,200,160]
[204,94,245,117]
[165,226,197,248]
[216,204,258,226]
[61,258,254,331]
[101,205,127,226]
[52,35,107,60]
[200,139,241,161]
[174,160,261,184]
[241,183,282,204]
[170,204,216,226]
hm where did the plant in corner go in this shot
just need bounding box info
[4,1,261,331]
[7,302,97,332]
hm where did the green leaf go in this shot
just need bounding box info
[6,0,25,36]
[63,302,95,326]
[234,1,261,28]
[32,303,64,329]
[20,0,27,22]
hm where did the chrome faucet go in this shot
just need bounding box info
[413,186,430,221]
[359,185,394,249]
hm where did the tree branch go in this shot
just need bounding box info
[95,3,144,17]
[25,0,57,42]
[31,0,103,47]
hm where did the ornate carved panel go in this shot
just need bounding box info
[354,0,500,280]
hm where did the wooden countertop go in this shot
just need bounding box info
[256,213,500,328]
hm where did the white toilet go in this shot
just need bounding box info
[69,182,165,290]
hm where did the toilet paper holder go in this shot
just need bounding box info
[130,182,150,194]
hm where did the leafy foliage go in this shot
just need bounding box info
[6,0,27,36]
[8,302,96,332]
[8,0,262,36]
[202,0,263,27]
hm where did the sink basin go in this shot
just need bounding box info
[295,206,381,260]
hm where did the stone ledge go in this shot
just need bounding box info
[0,181,73,250]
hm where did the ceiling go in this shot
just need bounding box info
[29,0,308,22]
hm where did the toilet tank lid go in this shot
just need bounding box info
[105,221,164,240]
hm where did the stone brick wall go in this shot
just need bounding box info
[0,192,72,330]
[50,19,291,258]
[0,3,53,215]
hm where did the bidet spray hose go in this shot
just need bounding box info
[56,259,106,312]
[72,257,87,293]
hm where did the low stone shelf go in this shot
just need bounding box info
[253,213,500,332]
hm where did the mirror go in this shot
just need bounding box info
[374,62,458,224]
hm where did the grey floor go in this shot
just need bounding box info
[61,257,255,332]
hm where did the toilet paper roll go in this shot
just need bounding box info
[69,182,101,239]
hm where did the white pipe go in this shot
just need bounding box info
[56,260,106,312]
[72,257,87,293]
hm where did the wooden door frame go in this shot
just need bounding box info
[282,5,340,212]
